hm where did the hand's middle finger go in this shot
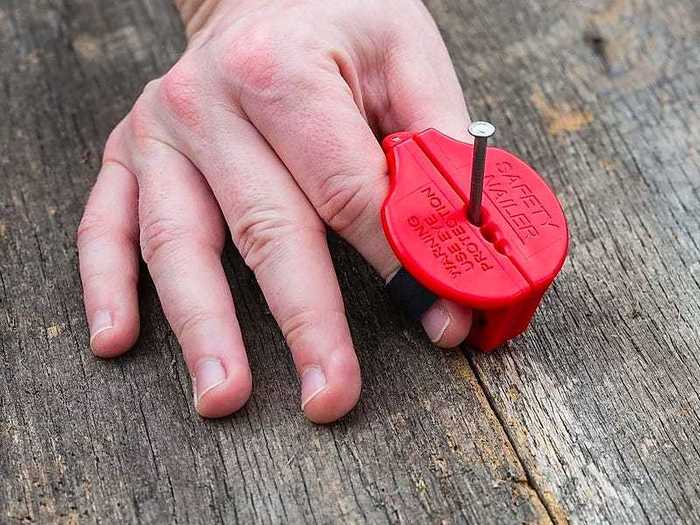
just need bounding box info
[159,83,363,422]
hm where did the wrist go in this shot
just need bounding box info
[175,0,222,37]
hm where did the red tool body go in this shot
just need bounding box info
[381,129,568,351]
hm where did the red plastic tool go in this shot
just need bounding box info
[381,128,568,351]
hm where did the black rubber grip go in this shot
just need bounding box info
[385,268,438,321]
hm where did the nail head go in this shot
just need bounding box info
[468,121,496,139]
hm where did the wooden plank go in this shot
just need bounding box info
[427,0,700,522]
[0,1,554,523]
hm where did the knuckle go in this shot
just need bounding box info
[221,25,279,75]
[126,89,161,144]
[77,199,138,249]
[231,205,320,273]
[173,309,219,343]
[77,211,111,248]
[219,26,311,107]
[158,60,204,127]
[232,207,294,271]
[280,308,348,354]
[316,171,378,235]
[77,207,139,283]
[280,308,324,347]
[139,216,191,265]
[103,121,126,161]
[226,47,286,100]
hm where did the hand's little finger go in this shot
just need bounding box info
[77,159,140,357]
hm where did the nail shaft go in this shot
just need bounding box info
[468,137,487,225]
[467,121,496,226]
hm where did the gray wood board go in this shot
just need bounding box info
[0,1,549,523]
[430,0,700,523]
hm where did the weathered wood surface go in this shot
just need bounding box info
[0,0,698,523]
[450,0,700,523]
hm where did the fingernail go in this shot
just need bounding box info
[193,358,227,407]
[422,303,451,343]
[301,366,327,410]
[89,309,113,345]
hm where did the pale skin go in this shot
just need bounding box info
[78,0,474,423]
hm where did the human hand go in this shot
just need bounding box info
[77,0,473,423]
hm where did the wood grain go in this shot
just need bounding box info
[1,0,698,523]
[0,0,548,523]
[429,0,700,523]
